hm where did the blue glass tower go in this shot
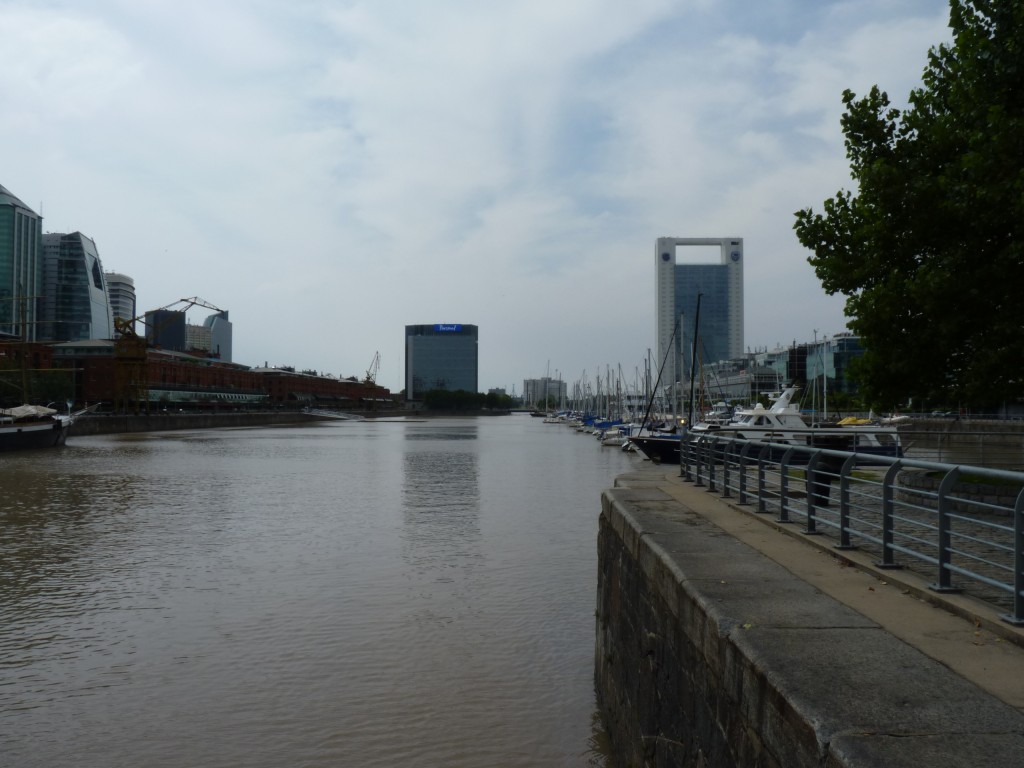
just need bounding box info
[405,324,479,400]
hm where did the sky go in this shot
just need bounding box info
[0,0,952,394]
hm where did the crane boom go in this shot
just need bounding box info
[365,351,381,385]
[115,296,224,337]
[179,297,223,313]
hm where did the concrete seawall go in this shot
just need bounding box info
[69,411,324,436]
[596,468,1024,767]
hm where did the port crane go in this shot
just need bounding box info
[115,296,223,338]
[365,351,381,386]
[113,296,224,414]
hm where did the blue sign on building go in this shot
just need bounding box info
[434,324,463,332]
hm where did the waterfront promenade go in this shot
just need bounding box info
[596,464,1024,767]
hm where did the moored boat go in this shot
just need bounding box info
[688,386,901,461]
[0,404,75,452]
[628,433,682,464]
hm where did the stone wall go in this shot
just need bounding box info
[900,419,1024,469]
[896,469,1024,517]
[595,474,1024,768]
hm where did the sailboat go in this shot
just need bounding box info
[628,308,689,465]
[0,404,76,451]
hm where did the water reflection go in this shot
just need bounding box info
[401,422,482,604]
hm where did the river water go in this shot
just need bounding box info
[0,415,639,767]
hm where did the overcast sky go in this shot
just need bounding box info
[1,0,950,394]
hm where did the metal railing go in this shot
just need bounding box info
[680,435,1024,625]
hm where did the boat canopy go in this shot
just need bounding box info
[1,404,58,418]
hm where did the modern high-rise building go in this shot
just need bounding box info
[145,309,186,351]
[203,310,232,361]
[186,323,212,353]
[105,272,137,330]
[655,237,743,389]
[522,376,566,408]
[0,183,43,341]
[39,232,114,342]
[405,323,478,400]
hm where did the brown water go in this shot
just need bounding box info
[0,415,639,767]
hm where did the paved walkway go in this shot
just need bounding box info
[624,464,1024,713]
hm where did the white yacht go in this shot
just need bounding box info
[689,386,901,459]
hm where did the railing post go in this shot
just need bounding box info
[835,454,858,549]
[694,437,705,487]
[757,444,770,514]
[737,442,753,505]
[707,438,718,493]
[778,446,796,523]
[930,467,963,593]
[1000,487,1024,625]
[805,451,821,534]
[721,438,733,498]
[679,431,691,481]
[876,460,904,569]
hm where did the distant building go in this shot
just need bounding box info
[522,376,566,408]
[796,332,865,398]
[655,237,743,390]
[145,309,186,351]
[203,310,232,362]
[694,333,864,405]
[39,232,114,342]
[186,323,212,354]
[48,340,395,411]
[405,323,478,401]
[105,272,137,329]
[0,183,43,341]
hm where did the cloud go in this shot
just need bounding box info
[0,0,952,391]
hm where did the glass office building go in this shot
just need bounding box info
[0,183,43,341]
[655,237,744,388]
[405,324,478,400]
[145,309,187,351]
[203,310,232,362]
[39,232,114,342]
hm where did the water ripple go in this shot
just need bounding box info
[0,417,637,767]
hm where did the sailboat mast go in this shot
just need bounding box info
[686,293,702,428]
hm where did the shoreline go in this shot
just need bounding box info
[69,411,325,436]
[68,408,513,436]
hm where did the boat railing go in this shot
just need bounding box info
[680,434,1024,626]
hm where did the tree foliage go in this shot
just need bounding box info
[421,389,514,411]
[794,1,1024,409]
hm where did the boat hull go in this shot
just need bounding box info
[628,435,681,464]
[0,419,70,452]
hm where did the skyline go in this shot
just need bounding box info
[0,1,951,393]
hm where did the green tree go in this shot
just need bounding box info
[422,389,490,411]
[794,1,1024,409]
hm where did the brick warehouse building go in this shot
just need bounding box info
[0,340,394,412]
